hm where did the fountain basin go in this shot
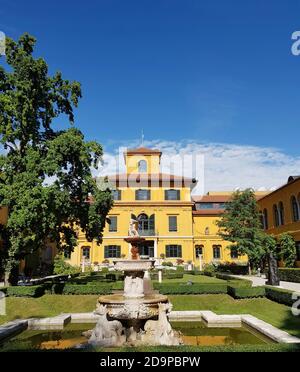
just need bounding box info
[98,293,168,320]
[113,259,155,272]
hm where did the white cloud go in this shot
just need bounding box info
[94,140,300,195]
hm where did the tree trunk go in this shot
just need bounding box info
[4,270,10,287]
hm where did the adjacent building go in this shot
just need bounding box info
[258,176,300,267]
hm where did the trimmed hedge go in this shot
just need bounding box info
[265,286,297,307]
[6,285,45,298]
[278,268,300,283]
[217,263,249,275]
[52,283,112,295]
[215,273,252,287]
[154,282,228,294]
[150,272,184,280]
[227,285,266,299]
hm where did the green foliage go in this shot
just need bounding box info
[53,255,80,275]
[176,265,185,272]
[154,282,228,294]
[216,189,266,267]
[227,285,265,299]
[265,286,296,306]
[215,273,252,287]
[278,268,300,283]
[151,272,184,280]
[203,263,217,276]
[277,233,297,267]
[53,283,112,295]
[6,285,45,297]
[0,34,113,282]
[217,262,249,275]
[162,261,173,267]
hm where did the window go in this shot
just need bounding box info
[213,245,221,259]
[273,204,280,227]
[291,196,299,222]
[168,216,178,232]
[104,245,121,258]
[278,202,284,226]
[108,216,117,232]
[64,248,71,259]
[165,189,180,200]
[138,160,147,172]
[205,227,210,235]
[134,213,155,235]
[112,190,121,201]
[230,249,238,259]
[263,209,268,230]
[166,245,182,258]
[81,246,90,260]
[195,245,204,257]
[135,189,150,200]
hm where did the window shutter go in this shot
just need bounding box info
[166,245,170,257]
[116,246,121,258]
[178,245,182,258]
[176,190,180,200]
[169,216,177,232]
[104,246,108,258]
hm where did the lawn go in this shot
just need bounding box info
[152,274,225,284]
[1,293,299,339]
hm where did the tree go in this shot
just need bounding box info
[277,233,296,268]
[216,189,266,270]
[0,34,113,284]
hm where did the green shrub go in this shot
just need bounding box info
[218,262,249,275]
[265,286,297,306]
[6,285,45,298]
[53,283,112,295]
[100,267,109,273]
[216,273,252,287]
[176,266,185,272]
[154,282,227,294]
[227,285,265,299]
[278,268,300,283]
[162,261,174,267]
[53,255,80,275]
[203,263,217,277]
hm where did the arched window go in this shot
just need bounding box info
[263,209,268,230]
[291,196,299,222]
[136,213,155,235]
[204,227,210,235]
[138,160,147,173]
[273,204,280,227]
[278,202,284,226]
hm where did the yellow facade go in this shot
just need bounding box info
[258,176,300,267]
[68,147,248,267]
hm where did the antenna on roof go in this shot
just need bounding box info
[141,129,144,147]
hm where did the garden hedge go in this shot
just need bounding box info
[154,282,228,294]
[217,263,249,275]
[5,285,45,298]
[52,283,112,295]
[278,268,300,283]
[216,273,252,287]
[227,285,266,299]
[264,286,298,307]
[150,272,184,280]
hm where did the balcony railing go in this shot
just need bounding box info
[138,229,157,236]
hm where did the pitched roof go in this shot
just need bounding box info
[192,195,231,203]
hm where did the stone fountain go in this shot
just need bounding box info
[84,219,182,347]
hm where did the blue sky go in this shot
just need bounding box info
[1,0,300,191]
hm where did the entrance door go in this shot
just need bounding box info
[138,241,154,257]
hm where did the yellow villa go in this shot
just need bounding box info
[258,176,300,267]
[67,147,248,268]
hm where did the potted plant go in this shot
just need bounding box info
[187,260,193,271]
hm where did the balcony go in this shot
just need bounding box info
[138,229,157,236]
